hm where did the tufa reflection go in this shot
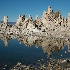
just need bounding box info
[0,33,70,57]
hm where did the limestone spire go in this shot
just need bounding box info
[68,13,70,23]
[28,14,32,19]
[35,15,38,20]
[17,15,25,24]
[48,6,52,14]
[3,16,8,23]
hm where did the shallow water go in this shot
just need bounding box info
[0,34,70,70]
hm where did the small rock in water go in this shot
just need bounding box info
[65,51,67,53]
[5,65,7,66]
[38,60,40,61]
[41,59,43,60]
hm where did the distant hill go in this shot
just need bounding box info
[0,21,16,25]
[7,22,16,25]
[0,21,3,23]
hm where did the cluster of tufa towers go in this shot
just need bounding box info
[1,6,70,36]
[3,6,70,25]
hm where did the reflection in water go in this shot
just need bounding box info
[1,33,70,57]
[0,34,70,69]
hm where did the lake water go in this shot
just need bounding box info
[0,34,70,70]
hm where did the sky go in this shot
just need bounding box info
[0,0,70,22]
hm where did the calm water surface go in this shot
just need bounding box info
[0,34,70,70]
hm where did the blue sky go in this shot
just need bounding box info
[0,0,70,22]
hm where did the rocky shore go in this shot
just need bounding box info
[11,58,70,70]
